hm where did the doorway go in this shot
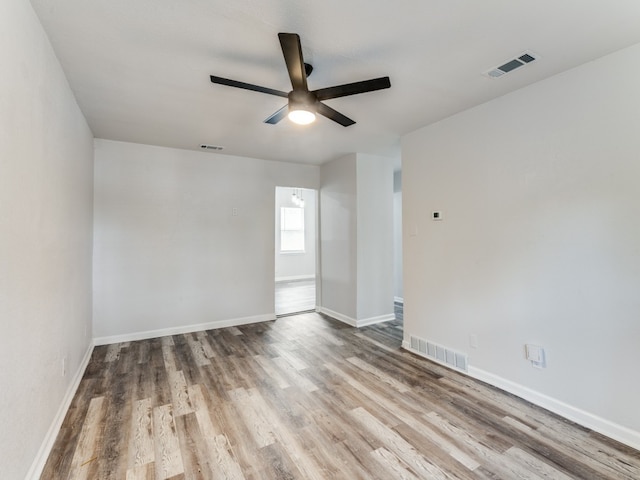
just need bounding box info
[275,186,317,316]
[393,168,403,323]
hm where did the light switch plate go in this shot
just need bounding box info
[525,344,546,368]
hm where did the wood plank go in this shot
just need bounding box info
[162,345,178,372]
[167,370,194,417]
[346,356,411,393]
[371,447,420,480]
[350,407,450,480]
[275,348,309,371]
[505,447,574,480]
[227,388,276,448]
[240,390,325,480]
[187,336,211,367]
[39,377,99,477]
[129,398,155,468]
[227,326,244,336]
[195,331,216,358]
[152,404,184,479]
[126,463,155,480]
[189,384,245,479]
[424,411,547,480]
[173,412,210,480]
[253,354,290,389]
[97,366,134,479]
[104,344,121,362]
[502,415,638,479]
[67,396,106,480]
[192,385,267,480]
[272,356,318,392]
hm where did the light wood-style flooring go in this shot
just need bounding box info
[274,279,315,316]
[41,312,639,479]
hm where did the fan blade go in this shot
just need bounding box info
[278,33,308,91]
[210,75,288,98]
[316,102,355,127]
[313,77,391,101]
[264,105,288,124]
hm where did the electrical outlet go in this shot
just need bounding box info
[525,344,546,368]
[62,357,67,377]
[469,334,478,349]
[231,207,238,216]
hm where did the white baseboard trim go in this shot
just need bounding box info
[94,313,275,346]
[467,366,640,451]
[403,343,640,450]
[318,307,357,327]
[275,275,315,283]
[356,314,396,327]
[394,296,404,304]
[317,308,395,328]
[26,341,95,480]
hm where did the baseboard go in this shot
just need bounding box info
[25,341,95,480]
[394,296,404,304]
[467,366,640,451]
[94,313,275,346]
[402,343,640,450]
[318,307,357,327]
[317,308,395,328]
[275,275,315,282]
[356,314,396,327]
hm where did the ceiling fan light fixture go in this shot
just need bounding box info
[288,108,316,125]
[288,89,317,125]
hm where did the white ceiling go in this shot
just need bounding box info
[30,0,640,165]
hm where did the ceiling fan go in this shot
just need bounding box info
[210,33,391,127]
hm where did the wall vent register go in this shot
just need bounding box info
[200,144,225,151]
[408,335,468,373]
[485,51,538,78]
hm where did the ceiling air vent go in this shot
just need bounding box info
[485,51,538,78]
[200,144,224,151]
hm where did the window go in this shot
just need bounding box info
[280,207,305,252]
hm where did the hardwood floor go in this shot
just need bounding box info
[274,279,315,316]
[41,313,639,479]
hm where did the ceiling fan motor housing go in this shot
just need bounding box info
[288,90,317,113]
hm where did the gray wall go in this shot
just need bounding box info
[93,139,319,342]
[319,154,358,320]
[319,153,395,325]
[402,42,640,447]
[356,154,395,321]
[0,1,94,477]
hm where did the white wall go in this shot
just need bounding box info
[402,42,640,447]
[319,153,395,325]
[319,154,358,320]
[0,1,94,478]
[393,170,403,302]
[93,139,319,342]
[356,154,395,321]
[275,186,316,281]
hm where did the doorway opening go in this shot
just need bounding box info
[393,168,403,325]
[275,186,317,316]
